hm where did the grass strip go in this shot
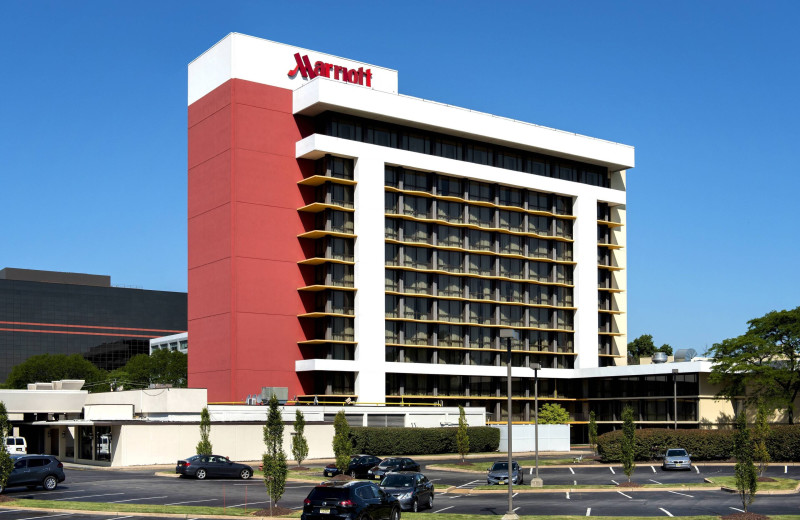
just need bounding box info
[435,459,579,471]
[472,482,722,491]
[706,476,799,490]
[4,499,266,516]
[403,515,723,520]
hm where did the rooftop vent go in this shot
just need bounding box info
[674,349,697,362]
[652,352,668,364]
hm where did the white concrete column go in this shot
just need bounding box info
[352,155,386,403]
[572,194,599,369]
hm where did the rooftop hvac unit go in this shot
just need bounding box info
[652,352,668,364]
[260,387,288,404]
[674,349,697,362]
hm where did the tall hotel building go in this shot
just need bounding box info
[189,34,702,429]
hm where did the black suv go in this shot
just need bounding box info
[301,481,400,520]
[0,455,66,493]
[324,454,382,478]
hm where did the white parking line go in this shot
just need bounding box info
[586,507,591,516]
[114,516,135,520]
[28,489,86,495]
[786,465,788,474]
[569,467,575,474]
[617,490,632,499]
[659,507,673,517]
[649,479,662,484]
[0,511,22,515]
[512,493,518,498]
[513,507,520,512]
[609,467,616,474]
[430,478,441,482]
[668,491,694,498]
[449,495,463,499]
[17,514,73,520]
[165,499,217,506]
[529,467,533,475]
[566,491,570,500]
[694,465,700,474]
[55,492,124,501]
[730,507,744,513]
[651,466,656,473]
[291,506,304,510]
[110,496,168,503]
[457,480,481,488]
[574,480,577,486]
[228,500,270,508]
[611,479,619,485]
[434,506,454,513]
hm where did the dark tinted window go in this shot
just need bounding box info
[28,458,47,467]
[382,474,414,487]
[308,487,349,501]
[13,459,25,469]
[355,486,372,499]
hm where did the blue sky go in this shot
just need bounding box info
[1,1,798,353]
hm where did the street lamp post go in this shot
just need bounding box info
[498,329,519,520]
[530,363,542,487]
[672,369,679,430]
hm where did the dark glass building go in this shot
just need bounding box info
[0,268,187,381]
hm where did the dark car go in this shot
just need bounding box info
[175,454,253,480]
[661,448,692,471]
[379,471,433,512]
[301,480,400,520]
[367,457,421,480]
[487,460,523,485]
[324,454,382,478]
[0,454,65,494]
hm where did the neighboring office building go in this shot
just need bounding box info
[0,268,187,381]
[187,34,710,439]
[149,332,188,355]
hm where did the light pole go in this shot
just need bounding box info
[498,328,519,520]
[672,369,679,430]
[531,362,542,487]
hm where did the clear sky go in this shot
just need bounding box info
[1,1,798,354]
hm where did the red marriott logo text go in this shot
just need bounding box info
[288,53,372,87]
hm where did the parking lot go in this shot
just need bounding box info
[0,462,798,518]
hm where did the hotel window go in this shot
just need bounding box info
[327,290,354,314]
[331,372,354,395]
[437,275,462,297]
[403,170,431,192]
[468,278,493,300]
[498,153,523,172]
[469,302,494,325]
[331,119,360,142]
[468,326,494,349]
[401,132,430,154]
[386,271,399,292]
[404,297,431,320]
[469,376,494,395]
[556,196,573,216]
[404,271,431,295]
[405,374,434,395]
[437,200,463,223]
[599,292,611,310]
[385,322,399,343]
[500,233,523,256]
[403,322,430,345]
[530,261,550,282]
[468,205,494,227]
[367,125,396,147]
[403,195,431,218]
[529,331,550,351]
[438,351,464,367]
[528,191,550,212]
[555,241,573,261]
[530,285,549,305]
[385,166,399,187]
[467,181,493,203]
[597,202,611,221]
[326,156,354,179]
[468,229,493,251]
[556,310,574,330]
[320,237,353,261]
[499,187,523,208]
[555,219,573,239]
[438,251,463,272]
[499,281,523,303]
[498,210,524,232]
[556,287,574,307]
[470,350,495,366]
[598,269,611,288]
[530,215,550,236]
[435,139,462,160]
[331,317,354,341]
[530,308,551,329]
[557,164,577,182]
[324,210,354,233]
[528,238,549,259]
[438,299,463,323]
[436,176,462,198]
[437,324,463,347]
[329,184,354,208]
[499,305,524,326]
[499,258,525,280]
[556,333,574,352]
[403,246,432,269]
[468,144,491,165]
[385,192,399,213]
[386,244,399,266]
[555,264,573,285]
[385,218,399,240]
[437,225,462,248]
[525,159,548,176]
[403,220,430,243]
[468,253,494,276]
[385,295,399,318]
[584,169,605,187]
[329,263,354,287]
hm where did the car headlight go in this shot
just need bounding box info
[398,492,412,500]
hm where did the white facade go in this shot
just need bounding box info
[149,332,188,355]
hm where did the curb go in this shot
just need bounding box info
[0,505,275,519]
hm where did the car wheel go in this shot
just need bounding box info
[43,475,58,491]
[426,493,434,509]
[196,468,208,480]
[350,470,357,478]
[412,498,418,513]
[661,464,667,471]
[240,468,251,480]
[390,506,400,520]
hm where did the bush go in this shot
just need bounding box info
[350,427,499,455]
[597,425,800,462]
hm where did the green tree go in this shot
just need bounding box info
[0,402,14,493]
[659,344,673,356]
[588,411,598,455]
[752,403,771,477]
[709,306,800,423]
[627,335,656,364]
[456,405,470,463]
[620,406,636,482]
[262,394,288,513]
[291,409,309,469]
[5,353,107,391]
[333,410,353,475]
[538,403,570,424]
[733,411,758,512]
[111,350,188,390]
[196,407,212,455]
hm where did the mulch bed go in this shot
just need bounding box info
[291,466,310,471]
[757,476,776,482]
[0,496,15,503]
[252,506,294,517]
[720,513,769,520]
[330,474,353,481]
[617,481,643,488]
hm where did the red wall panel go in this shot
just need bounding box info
[188,150,232,218]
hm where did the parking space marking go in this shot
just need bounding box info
[228,500,270,508]
[651,466,656,473]
[668,491,694,498]
[434,506,454,513]
[513,507,520,512]
[574,480,577,486]
[430,478,441,482]
[291,506,304,510]
[17,514,73,520]
[695,466,700,474]
[456,480,481,489]
[786,465,788,474]
[659,507,673,517]
[54,492,125,501]
[512,493,518,498]
[29,490,86,495]
[586,508,591,516]
[569,467,575,474]
[566,491,570,500]
[0,510,22,515]
[109,495,168,503]
[449,495,463,499]
[529,467,533,475]
[165,499,216,506]
[730,507,744,513]
[649,479,662,484]
[609,467,616,474]
[114,516,135,519]
[611,480,619,485]
[617,490,632,499]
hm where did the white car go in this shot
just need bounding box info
[5,436,27,455]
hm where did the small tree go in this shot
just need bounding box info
[588,411,598,455]
[262,394,288,514]
[733,411,758,511]
[0,402,14,492]
[620,405,636,482]
[538,403,570,424]
[333,410,353,475]
[196,407,212,455]
[752,403,771,477]
[456,405,470,463]
[291,409,309,469]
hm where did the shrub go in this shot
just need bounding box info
[350,426,499,455]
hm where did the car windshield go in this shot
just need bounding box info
[491,462,509,471]
[381,474,414,487]
[666,449,688,457]
[380,458,401,467]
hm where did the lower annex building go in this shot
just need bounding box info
[188,34,711,439]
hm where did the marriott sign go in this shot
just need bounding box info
[288,53,373,87]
